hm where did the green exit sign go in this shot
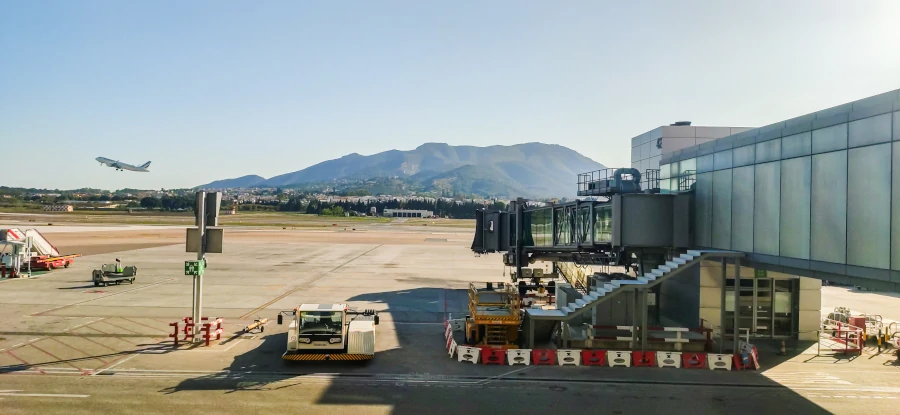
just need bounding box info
[185,260,204,276]
[754,268,767,279]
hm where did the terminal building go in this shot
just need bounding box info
[472,88,900,350]
[383,208,434,218]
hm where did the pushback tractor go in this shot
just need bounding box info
[277,304,379,361]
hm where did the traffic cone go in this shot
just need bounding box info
[779,340,787,356]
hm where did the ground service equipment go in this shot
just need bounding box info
[277,304,379,361]
[91,263,137,286]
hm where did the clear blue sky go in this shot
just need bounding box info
[2,1,899,190]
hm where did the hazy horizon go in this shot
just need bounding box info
[2,1,899,190]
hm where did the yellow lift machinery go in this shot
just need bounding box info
[465,282,520,347]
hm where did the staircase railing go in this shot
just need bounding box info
[556,261,590,294]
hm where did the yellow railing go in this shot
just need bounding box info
[468,282,520,325]
[556,261,591,293]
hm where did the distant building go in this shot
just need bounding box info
[383,209,434,218]
[369,206,377,216]
[222,209,236,215]
[43,205,73,212]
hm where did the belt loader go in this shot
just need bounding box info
[277,304,379,361]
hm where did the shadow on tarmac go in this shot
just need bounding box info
[156,287,837,415]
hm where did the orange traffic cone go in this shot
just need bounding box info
[779,340,787,356]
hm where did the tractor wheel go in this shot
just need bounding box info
[64,262,70,268]
[93,281,100,287]
[130,278,135,284]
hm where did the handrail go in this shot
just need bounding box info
[556,261,589,294]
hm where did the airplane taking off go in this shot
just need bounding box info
[96,157,151,172]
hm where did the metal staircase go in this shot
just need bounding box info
[526,250,742,321]
[555,261,590,294]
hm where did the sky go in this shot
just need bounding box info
[2,1,899,191]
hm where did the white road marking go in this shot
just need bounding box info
[11,343,23,348]
[0,392,89,398]
[762,371,852,385]
[91,352,142,376]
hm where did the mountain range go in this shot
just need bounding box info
[199,142,605,198]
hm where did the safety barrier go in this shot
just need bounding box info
[681,352,707,369]
[581,350,606,366]
[607,351,631,367]
[656,351,681,368]
[556,350,581,366]
[631,351,655,367]
[441,327,759,371]
[531,349,557,365]
[448,339,458,358]
[168,316,223,346]
[586,325,712,351]
[707,353,733,371]
[481,348,506,365]
[457,346,481,363]
[507,349,531,365]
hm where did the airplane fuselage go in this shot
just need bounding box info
[96,157,151,172]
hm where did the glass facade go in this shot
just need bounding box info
[593,205,612,243]
[660,96,900,284]
[525,208,552,247]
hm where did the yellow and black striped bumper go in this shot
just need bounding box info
[282,352,374,361]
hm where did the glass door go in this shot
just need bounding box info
[755,279,772,337]
[773,279,796,337]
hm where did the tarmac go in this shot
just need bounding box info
[0,224,898,414]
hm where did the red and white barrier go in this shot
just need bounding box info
[448,338,458,358]
[607,351,631,367]
[556,350,581,366]
[507,349,531,365]
[631,351,655,367]
[531,349,556,365]
[581,350,606,366]
[707,353,732,370]
[656,351,682,368]
[444,324,452,340]
[481,348,506,365]
[681,352,707,369]
[457,346,480,364]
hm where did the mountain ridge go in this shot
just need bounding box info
[198,143,604,198]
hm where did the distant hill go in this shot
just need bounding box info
[198,143,604,198]
[201,175,266,189]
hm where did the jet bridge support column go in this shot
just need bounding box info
[720,257,727,353]
[733,258,741,353]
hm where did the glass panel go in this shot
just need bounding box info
[849,113,892,148]
[782,132,812,159]
[593,204,613,243]
[714,150,733,170]
[733,145,755,167]
[773,280,794,337]
[756,138,781,163]
[811,151,848,263]
[695,172,713,247]
[754,161,781,256]
[731,165,755,252]
[660,163,671,180]
[812,123,848,154]
[894,111,899,141]
[756,281,772,336]
[679,158,696,175]
[847,143,891,269]
[526,208,553,246]
[577,206,591,244]
[780,156,811,259]
[697,154,714,173]
[712,169,732,249]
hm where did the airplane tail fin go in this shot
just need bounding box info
[140,161,151,169]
